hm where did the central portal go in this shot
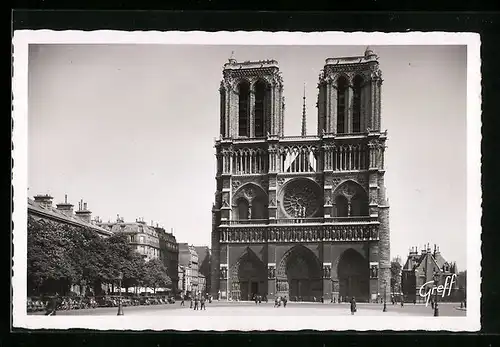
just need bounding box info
[276,245,323,301]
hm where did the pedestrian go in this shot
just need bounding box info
[401,300,404,307]
[190,296,193,308]
[180,295,185,306]
[200,296,206,310]
[194,296,199,310]
[45,292,60,316]
[283,296,287,308]
[218,290,221,301]
[350,296,357,315]
[258,295,262,304]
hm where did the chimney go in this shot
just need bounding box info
[434,245,441,256]
[75,200,92,223]
[33,194,54,209]
[56,194,74,217]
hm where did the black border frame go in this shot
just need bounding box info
[9,9,500,346]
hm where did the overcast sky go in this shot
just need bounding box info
[28,44,467,270]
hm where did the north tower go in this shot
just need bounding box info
[211,49,390,303]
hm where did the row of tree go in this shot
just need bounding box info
[27,216,172,296]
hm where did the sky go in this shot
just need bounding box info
[27,44,467,270]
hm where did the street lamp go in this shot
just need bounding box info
[383,279,387,312]
[433,271,439,317]
[117,271,124,316]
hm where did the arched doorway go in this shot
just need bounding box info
[232,183,268,221]
[276,245,323,301]
[337,249,369,302]
[333,180,369,217]
[230,248,267,301]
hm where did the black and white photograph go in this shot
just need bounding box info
[12,31,481,331]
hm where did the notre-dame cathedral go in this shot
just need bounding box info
[211,48,390,303]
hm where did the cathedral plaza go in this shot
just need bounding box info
[36,301,466,317]
[211,48,390,304]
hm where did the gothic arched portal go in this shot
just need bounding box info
[337,248,370,302]
[230,248,267,301]
[276,245,323,301]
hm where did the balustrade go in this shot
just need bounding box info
[218,224,379,243]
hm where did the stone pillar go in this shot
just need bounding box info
[330,82,338,134]
[347,83,354,133]
[378,205,390,304]
[360,83,366,133]
[267,264,276,300]
[370,79,376,131]
[374,77,382,131]
[280,91,285,137]
[323,263,333,301]
[325,83,331,133]
[270,85,276,135]
[249,86,256,138]
[210,208,221,297]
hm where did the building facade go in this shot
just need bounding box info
[211,49,390,302]
[178,243,199,295]
[28,194,112,238]
[198,274,206,294]
[157,227,180,294]
[178,265,186,295]
[195,246,211,294]
[99,217,161,262]
[401,244,459,303]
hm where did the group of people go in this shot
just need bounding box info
[180,294,211,311]
[274,296,288,308]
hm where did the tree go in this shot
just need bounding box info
[27,217,77,295]
[143,259,172,294]
[69,226,111,295]
[106,233,146,292]
[390,256,402,294]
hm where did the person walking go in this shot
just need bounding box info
[283,296,287,308]
[350,296,357,315]
[194,296,199,310]
[180,295,185,306]
[200,296,206,310]
[45,293,60,316]
[190,295,193,308]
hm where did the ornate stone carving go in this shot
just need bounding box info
[222,194,230,207]
[325,195,332,205]
[282,179,321,218]
[243,187,255,201]
[232,180,242,190]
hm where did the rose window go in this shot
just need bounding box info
[282,179,321,218]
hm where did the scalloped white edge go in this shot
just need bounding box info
[12,30,481,332]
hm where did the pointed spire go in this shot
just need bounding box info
[301,83,307,136]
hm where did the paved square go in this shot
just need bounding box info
[46,301,466,317]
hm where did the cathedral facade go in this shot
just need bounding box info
[211,49,390,302]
